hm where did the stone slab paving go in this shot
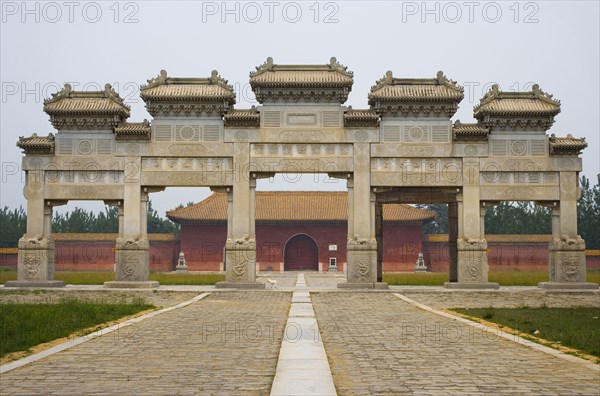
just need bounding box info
[311,292,600,395]
[396,288,600,309]
[1,292,290,395]
[271,274,337,395]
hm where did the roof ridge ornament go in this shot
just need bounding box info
[44,83,73,104]
[210,69,234,91]
[327,57,353,76]
[371,70,394,91]
[435,70,463,92]
[532,83,561,105]
[142,69,169,90]
[250,57,275,77]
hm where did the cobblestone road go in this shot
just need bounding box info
[312,292,600,395]
[1,292,290,395]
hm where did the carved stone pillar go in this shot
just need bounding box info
[217,143,264,288]
[105,180,158,288]
[339,143,383,289]
[447,201,458,282]
[7,197,66,287]
[445,163,498,289]
[539,175,598,289]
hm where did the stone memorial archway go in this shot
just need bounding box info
[6,58,597,290]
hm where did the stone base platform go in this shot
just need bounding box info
[4,280,65,288]
[443,282,500,290]
[103,281,160,289]
[215,281,266,289]
[538,282,599,290]
[337,282,389,290]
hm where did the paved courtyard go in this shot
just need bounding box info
[1,273,599,395]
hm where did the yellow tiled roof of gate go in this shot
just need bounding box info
[167,192,436,223]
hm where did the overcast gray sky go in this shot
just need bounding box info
[1,0,598,217]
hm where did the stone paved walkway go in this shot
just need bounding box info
[311,292,600,395]
[1,292,290,395]
[2,274,599,395]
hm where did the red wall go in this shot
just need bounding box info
[382,222,424,272]
[179,224,227,271]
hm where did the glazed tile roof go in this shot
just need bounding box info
[224,108,260,127]
[368,71,464,104]
[344,108,379,127]
[167,192,436,223]
[114,121,151,133]
[549,134,588,155]
[17,133,55,154]
[140,70,236,104]
[44,84,130,117]
[452,121,489,141]
[474,84,560,117]
[249,57,354,88]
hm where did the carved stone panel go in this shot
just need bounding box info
[371,158,463,187]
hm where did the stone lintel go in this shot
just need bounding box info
[4,280,65,288]
[443,282,500,290]
[215,282,266,289]
[103,281,159,289]
[538,282,599,290]
[337,282,389,290]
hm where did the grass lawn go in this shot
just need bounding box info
[0,298,154,358]
[383,270,600,286]
[452,307,600,359]
[0,271,225,285]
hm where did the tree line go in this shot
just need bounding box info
[1,176,598,249]
[420,175,599,249]
[0,200,178,248]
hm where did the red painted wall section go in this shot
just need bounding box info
[179,224,227,271]
[381,222,424,272]
[256,222,347,272]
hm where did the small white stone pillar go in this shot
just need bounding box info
[415,252,427,272]
[175,251,188,273]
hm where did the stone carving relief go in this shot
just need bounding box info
[552,235,585,250]
[457,237,488,250]
[354,258,370,279]
[561,256,580,281]
[19,234,52,249]
[23,253,41,280]
[464,260,482,281]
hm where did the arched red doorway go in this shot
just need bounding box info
[284,234,319,271]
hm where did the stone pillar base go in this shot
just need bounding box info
[338,282,389,290]
[115,237,150,282]
[224,239,257,284]
[103,281,159,289]
[215,281,266,289]
[346,239,377,283]
[548,243,587,283]
[4,280,65,288]
[538,282,599,290]
[444,282,499,290]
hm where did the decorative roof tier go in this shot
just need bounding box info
[549,134,587,155]
[43,84,130,130]
[140,70,236,117]
[17,133,55,154]
[368,71,464,118]
[114,120,151,141]
[344,107,379,128]
[224,107,260,128]
[452,120,489,141]
[249,57,354,104]
[473,84,561,131]
[167,191,436,224]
